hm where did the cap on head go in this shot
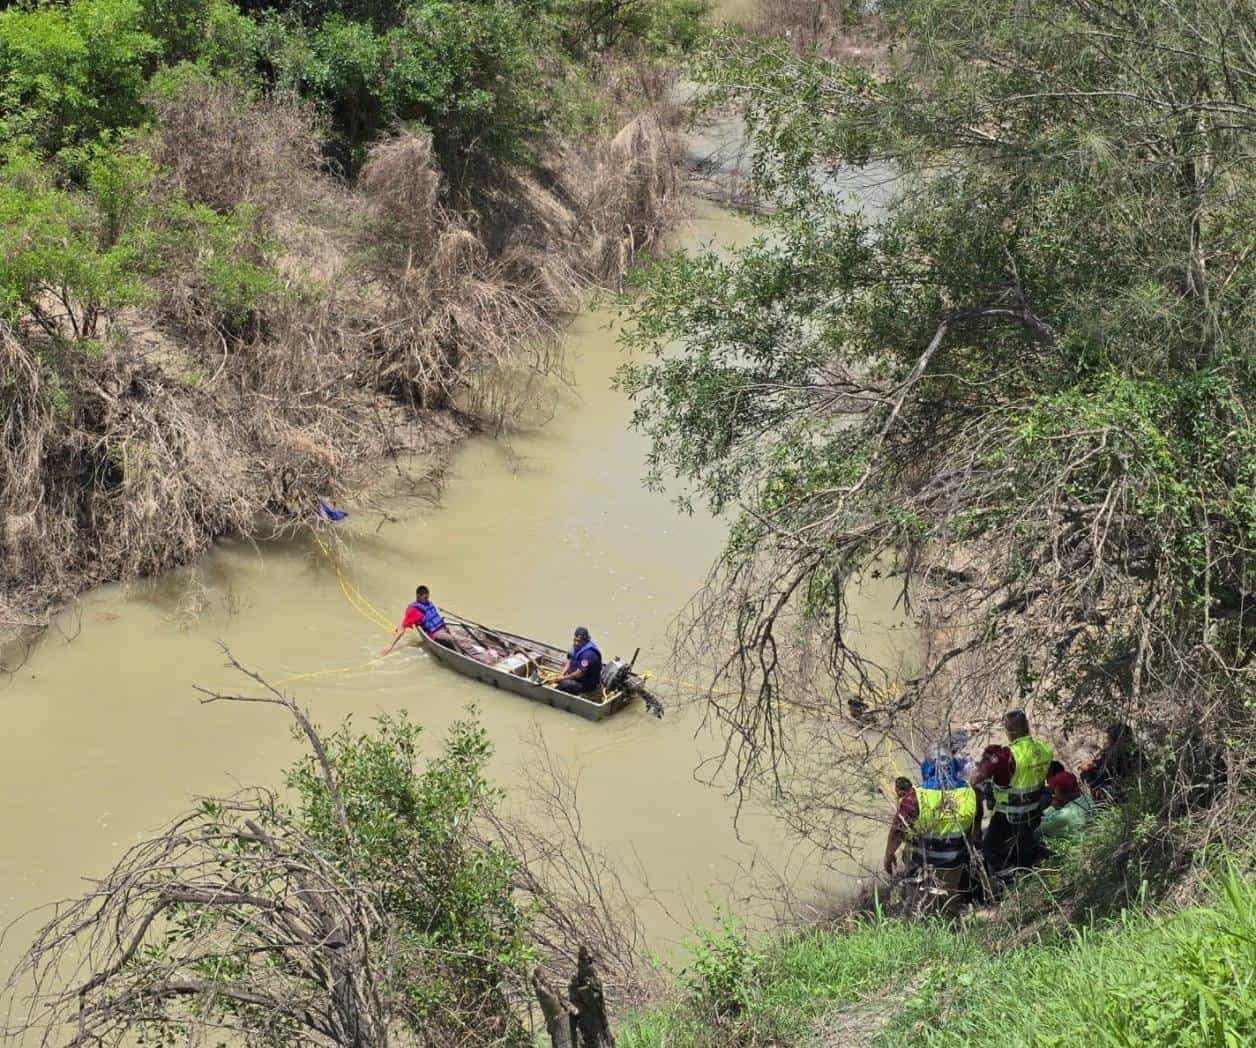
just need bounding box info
[574,626,590,641]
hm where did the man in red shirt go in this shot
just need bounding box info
[380,586,474,657]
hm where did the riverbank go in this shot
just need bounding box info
[619,864,1256,1046]
[1,12,689,650]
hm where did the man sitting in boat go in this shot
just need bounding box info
[380,586,472,657]
[553,627,602,695]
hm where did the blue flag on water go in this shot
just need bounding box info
[318,500,348,522]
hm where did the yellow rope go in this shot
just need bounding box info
[274,658,383,686]
[266,529,400,690]
[311,531,395,634]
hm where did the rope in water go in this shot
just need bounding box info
[270,531,396,687]
[311,531,395,633]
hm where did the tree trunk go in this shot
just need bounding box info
[533,947,615,1048]
[533,968,574,1048]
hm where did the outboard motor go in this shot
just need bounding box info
[601,658,631,691]
[601,657,664,718]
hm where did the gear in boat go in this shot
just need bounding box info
[380,586,663,721]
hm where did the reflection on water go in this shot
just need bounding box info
[0,203,910,984]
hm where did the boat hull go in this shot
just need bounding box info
[421,626,635,722]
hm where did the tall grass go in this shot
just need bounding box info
[891,866,1256,1048]
[620,869,1256,1047]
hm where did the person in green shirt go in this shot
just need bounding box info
[1041,770,1095,838]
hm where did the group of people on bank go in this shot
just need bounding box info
[883,710,1141,896]
[380,585,605,694]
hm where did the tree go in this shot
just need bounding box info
[5,652,643,1045]
[619,0,1256,849]
[0,0,158,159]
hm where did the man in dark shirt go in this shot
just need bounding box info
[970,715,1053,878]
[554,627,602,695]
[969,741,1029,876]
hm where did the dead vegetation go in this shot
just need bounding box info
[743,0,887,63]
[3,655,639,1046]
[0,62,685,646]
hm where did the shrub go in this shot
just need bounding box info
[0,0,158,159]
[273,1,549,176]
[151,199,280,337]
[0,152,147,339]
[680,909,763,1019]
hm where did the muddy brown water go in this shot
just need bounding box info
[0,203,912,991]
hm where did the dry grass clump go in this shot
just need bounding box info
[145,78,323,217]
[354,132,566,415]
[568,113,683,282]
[353,120,681,423]
[0,329,361,638]
[3,62,689,639]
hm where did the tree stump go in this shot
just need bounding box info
[533,946,614,1048]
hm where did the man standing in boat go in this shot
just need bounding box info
[554,627,602,695]
[381,586,472,657]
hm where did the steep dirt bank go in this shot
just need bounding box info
[1,66,685,652]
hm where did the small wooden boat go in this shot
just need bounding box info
[421,610,664,722]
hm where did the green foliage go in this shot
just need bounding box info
[0,138,279,345]
[151,198,279,333]
[0,0,708,179]
[0,151,147,338]
[191,0,264,81]
[286,711,533,1032]
[680,909,763,1019]
[624,870,1256,1048]
[620,912,974,1046]
[554,0,711,55]
[270,1,550,175]
[888,867,1256,1047]
[620,0,1256,791]
[0,0,159,159]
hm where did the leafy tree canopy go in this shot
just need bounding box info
[619,0,1256,797]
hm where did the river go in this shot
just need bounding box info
[1,194,907,990]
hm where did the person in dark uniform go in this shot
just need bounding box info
[554,627,602,695]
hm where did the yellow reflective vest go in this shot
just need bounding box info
[911,785,978,866]
[993,735,1053,820]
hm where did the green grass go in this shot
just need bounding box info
[618,911,976,1047]
[887,867,1256,1048]
[620,869,1256,1047]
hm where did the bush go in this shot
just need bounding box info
[0,152,147,339]
[287,711,534,1028]
[0,0,158,159]
[554,0,711,55]
[681,910,763,1019]
[272,0,549,176]
[151,199,279,337]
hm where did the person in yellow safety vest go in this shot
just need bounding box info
[883,776,983,877]
[969,708,1053,876]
